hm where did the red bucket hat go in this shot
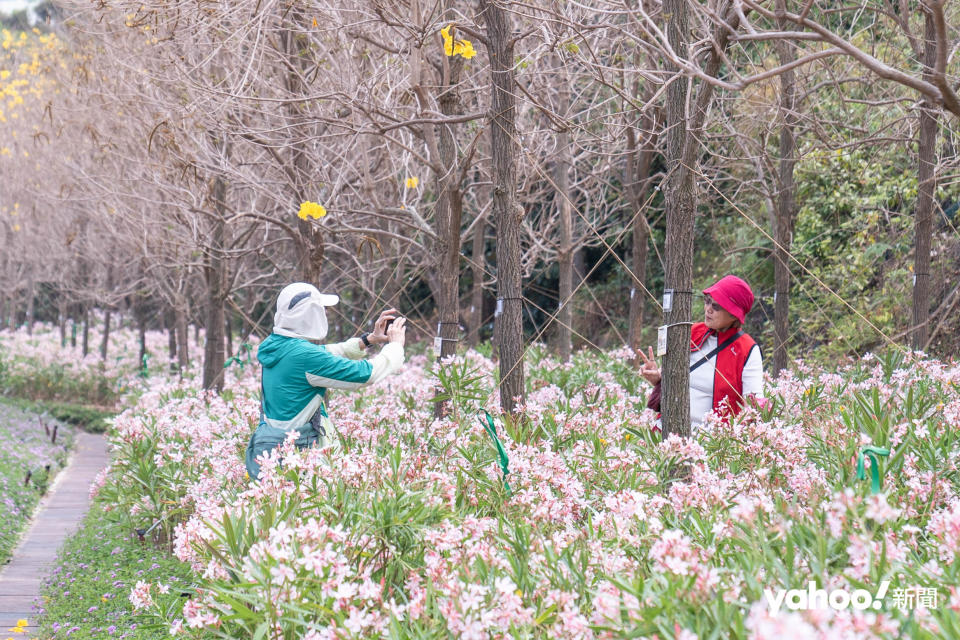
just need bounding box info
[703,275,754,324]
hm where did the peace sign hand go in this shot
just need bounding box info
[636,346,661,385]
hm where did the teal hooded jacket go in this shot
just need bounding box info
[245,334,404,479]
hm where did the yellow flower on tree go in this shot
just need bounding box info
[440,24,474,60]
[440,25,453,56]
[458,40,476,59]
[298,201,327,220]
[405,176,419,189]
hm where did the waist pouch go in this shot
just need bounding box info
[245,408,336,480]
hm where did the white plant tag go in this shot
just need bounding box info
[657,325,668,356]
[663,289,673,313]
[434,336,442,356]
[495,298,504,317]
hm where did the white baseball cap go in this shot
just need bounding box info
[273,282,339,341]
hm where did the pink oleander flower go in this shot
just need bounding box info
[927,500,960,563]
[129,580,153,610]
[864,493,901,524]
[649,529,699,577]
[744,600,819,640]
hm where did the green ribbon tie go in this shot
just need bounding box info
[856,445,890,494]
[479,410,512,496]
[223,343,254,371]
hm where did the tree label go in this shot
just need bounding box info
[657,325,668,356]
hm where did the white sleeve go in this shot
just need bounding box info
[741,346,764,397]
[365,343,405,384]
[325,338,366,360]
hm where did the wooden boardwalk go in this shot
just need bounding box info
[0,432,109,637]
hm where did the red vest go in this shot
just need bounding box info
[690,323,757,418]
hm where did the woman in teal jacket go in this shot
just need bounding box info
[245,282,406,480]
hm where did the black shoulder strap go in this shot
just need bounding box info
[689,331,743,373]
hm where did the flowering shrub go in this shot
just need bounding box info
[91,348,959,638]
[0,321,207,407]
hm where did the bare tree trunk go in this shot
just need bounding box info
[417,3,468,417]
[468,214,486,347]
[25,276,35,336]
[176,305,189,372]
[58,295,67,347]
[165,308,178,372]
[82,305,90,357]
[225,313,233,360]
[553,54,573,361]
[239,289,252,339]
[913,13,938,350]
[435,36,464,367]
[202,174,228,392]
[100,266,114,361]
[660,1,738,439]
[555,134,573,362]
[661,0,694,439]
[480,0,524,415]
[434,186,464,356]
[773,3,798,375]
[70,304,77,348]
[100,309,111,361]
[138,305,147,374]
[281,7,325,285]
[202,279,226,391]
[625,107,656,352]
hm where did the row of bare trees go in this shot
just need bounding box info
[1,0,958,431]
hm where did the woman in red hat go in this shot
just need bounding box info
[637,275,764,429]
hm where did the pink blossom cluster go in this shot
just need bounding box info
[0,321,217,403]
[89,345,960,638]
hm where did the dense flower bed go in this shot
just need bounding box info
[89,348,959,639]
[0,402,74,563]
[0,321,209,406]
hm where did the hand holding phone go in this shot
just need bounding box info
[386,317,407,346]
[371,308,399,345]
